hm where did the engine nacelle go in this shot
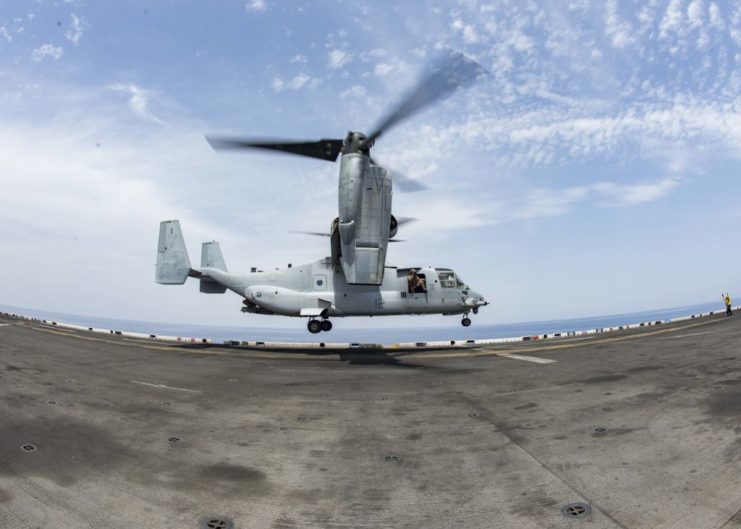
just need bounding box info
[389,215,399,239]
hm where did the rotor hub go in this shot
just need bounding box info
[342,131,372,156]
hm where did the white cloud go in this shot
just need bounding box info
[245,0,266,12]
[108,84,161,123]
[271,77,284,92]
[486,178,681,225]
[508,30,534,52]
[452,18,480,44]
[659,0,685,38]
[592,178,680,206]
[510,186,589,221]
[65,14,86,45]
[271,74,315,92]
[288,73,310,90]
[708,2,724,29]
[373,62,394,77]
[31,44,64,62]
[0,26,12,42]
[463,25,479,44]
[434,100,741,171]
[340,84,367,100]
[410,177,682,231]
[732,5,741,45]
[0,117,236,323]
[687,0,704,28]
[289,54,307,64]
[410,47,427,59]
[638,0,660,30]
[605,0,634,48]
[327,49,351,69]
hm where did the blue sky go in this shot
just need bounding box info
[1,0,739,328]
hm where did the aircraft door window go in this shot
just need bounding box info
[406,269,428,293]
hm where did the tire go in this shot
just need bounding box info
[321,320,333,332]
[461,317,472,327]
[307,320,322,334]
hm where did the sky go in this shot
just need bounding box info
[0,0,740,330]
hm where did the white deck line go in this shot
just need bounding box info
[495,353,557,364]
[129,380,201,393]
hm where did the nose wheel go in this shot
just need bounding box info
[461,316,472,327]
[307,319,333,333]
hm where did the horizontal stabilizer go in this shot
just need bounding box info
[156,220,191,284]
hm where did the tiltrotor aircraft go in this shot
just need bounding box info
[156,51,488,333]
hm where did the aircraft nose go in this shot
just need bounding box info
[464,291,488,307]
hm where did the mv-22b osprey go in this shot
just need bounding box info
[156,51,488,334]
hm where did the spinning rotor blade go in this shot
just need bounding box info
[363,50,487,146]
[388,169,427,193]
[394,216,417,227]
[289,230,330,237]
[206,136,344,162]
[369,156,427,193]
[289,230,406,242]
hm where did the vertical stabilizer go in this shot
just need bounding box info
[201,241,227,271]
[200,241,228,293]
[156,220,191,284]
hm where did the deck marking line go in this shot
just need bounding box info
[495,353,556,364]
[658,331,713,340]
[129,380,201,393]
[409,317,731,360]
[25,324,337,361]
[0,324,10,327]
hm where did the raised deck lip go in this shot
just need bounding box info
[2,305,738,351]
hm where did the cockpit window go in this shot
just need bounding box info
[438,271,457,289]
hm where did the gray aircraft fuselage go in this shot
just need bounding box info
[193,257,487,319]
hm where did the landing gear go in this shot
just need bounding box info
[307,319,333,333]
[461,316,472,327]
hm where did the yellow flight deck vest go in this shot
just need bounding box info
[725,295,732,305]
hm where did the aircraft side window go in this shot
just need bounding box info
[414,273,427,293]
[438,271,456,289]
[406,269,427,293]
[407,270,417,293]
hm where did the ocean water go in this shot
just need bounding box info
[0,301,727,345]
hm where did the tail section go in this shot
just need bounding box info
[156,220,191,284]
[200,241,227,293]
[201,241,227,271]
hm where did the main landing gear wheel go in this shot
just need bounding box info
[461,317,472,327]
[307,320,322,334]
[321,320,333,332]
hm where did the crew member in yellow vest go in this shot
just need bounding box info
[723,293,733,316]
